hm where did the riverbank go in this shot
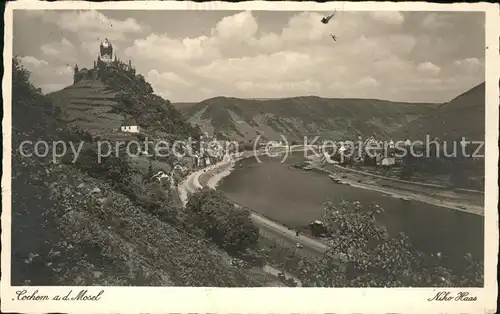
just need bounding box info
[191,150,484,218]
[304,156,484,216]
[177,160,231,205]
[204,162,235,189]
[176,157,304,286]
[192,149,484,218]
[193,157,328,252]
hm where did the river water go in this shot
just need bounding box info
[219,153,484,271]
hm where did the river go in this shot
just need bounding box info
[219,152,484,272]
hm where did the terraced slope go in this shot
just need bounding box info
[181,96,438,142]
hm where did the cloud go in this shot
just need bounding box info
[146,69,194,98]
[148,69,193,87]
[421,13,453,30]
[213,11,258,40]
[125,33,220,65]
[19,56,73,93]
[453,57,484,73]
[194,50,323,89]
[40,38,78,64]
[370,12,405,25]
[19,55,48,68]
[355,76,380,88]
[417,61,441,76]
[15,10,485,102]
[281,12,330,43]
[56,10,144,42]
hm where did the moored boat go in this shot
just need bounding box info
[329,174,342,183]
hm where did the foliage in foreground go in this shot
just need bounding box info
[185,189,260,256]
[280,201,483,287]
[11,57,259,287]
[11,56,484,288]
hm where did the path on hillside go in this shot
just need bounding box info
[179,159,328,255]
[177,163,307,286]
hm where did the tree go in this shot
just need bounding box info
[318,201,390,282]
[297,201,483,287]
[400,152,415,179]
[147,159,154,178]
[185,189,259,254]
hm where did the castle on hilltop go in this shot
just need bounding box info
[73,38,137,84]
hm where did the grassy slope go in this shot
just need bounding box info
[395,82,485,142]
[11,58,258,286]
[182,96,438,141]
[388,82,485,188]
[48,71,200,142]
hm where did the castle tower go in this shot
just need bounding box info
[99,38,113,63]
[73,64,79,84]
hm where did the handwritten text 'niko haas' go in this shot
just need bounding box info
[428,291,477,302]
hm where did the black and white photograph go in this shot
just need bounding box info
[2,1,498,313]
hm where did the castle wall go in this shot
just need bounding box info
[74,68,99,84]
[73,40,137,85]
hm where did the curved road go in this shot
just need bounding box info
[178,158,328,256]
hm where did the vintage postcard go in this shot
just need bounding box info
[2,1,499,313]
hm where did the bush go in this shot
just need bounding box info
[185,189,259,254]
[296,201,483,287]
[10,56,261,287]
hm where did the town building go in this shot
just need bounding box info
[380,157,396,166]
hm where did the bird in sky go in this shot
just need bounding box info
[330,34,337,42]
[321,10,337,24]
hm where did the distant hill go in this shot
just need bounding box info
[180,96,438,142]
[391,82,485,190]
[173,102,198,113]
[394,82,485,143]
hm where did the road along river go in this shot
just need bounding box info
[217,152,483,273]
[177,156,306,286]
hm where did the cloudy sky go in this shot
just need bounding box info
[13,9,484,103]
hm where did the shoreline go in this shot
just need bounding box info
[206,162,235,189]
[312,164,484,216]
[176,157,304,286]
[193,152,484,217]
[175,149,484,286]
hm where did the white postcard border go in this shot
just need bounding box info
[2,1,499,313]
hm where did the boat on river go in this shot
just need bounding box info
[399,197,411,203]
[329,174,342,183]
[290,163,312,171]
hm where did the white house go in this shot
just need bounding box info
[380,157,396,166]
[121,118,140,133]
